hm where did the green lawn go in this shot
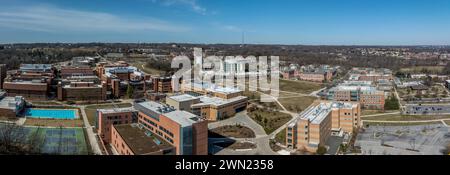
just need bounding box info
[7,126,90,155]
[24,118,84,128]
[131,62,165,75]
[85,103,133,127]
[275,128,286,145]
[279,79,323,94]
[279,96,317,113]
[361,110,399,116]
[248,108,292,134]
[444,120,450,125]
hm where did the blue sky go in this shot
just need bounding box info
[1,0,450,45]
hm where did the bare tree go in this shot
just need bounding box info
[0,122,44,154]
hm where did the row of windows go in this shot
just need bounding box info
[164,135,174,144]
[141,115,158,128]
[159,126,174,138]
[106,115,129,120]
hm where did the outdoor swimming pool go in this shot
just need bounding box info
[25,108,78,120]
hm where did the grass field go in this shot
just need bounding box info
[363,114,450,121]
[29,127,89,155]
[248,108,292,134]
[279,96,317,112]
[131,62,165,75]
[275,128,286,145]
[0,124,89,155]
[279,79,323,94]
[362,110,399,116]
[443,120,450,125]
[209,125,256,138]
[24,118,84,127]
[85,103,133,126]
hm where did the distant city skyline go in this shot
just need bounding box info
[1,0,450,45]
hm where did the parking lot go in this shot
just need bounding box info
[355,124,450,155]
[404,104,450,115]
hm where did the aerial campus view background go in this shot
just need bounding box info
[0,0,450,156]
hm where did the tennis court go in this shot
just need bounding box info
[24,127,89,155]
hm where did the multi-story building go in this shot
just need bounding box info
[349,68,393,82]
[166,94,200,113]
[445,80,450,90]
[97,107,138,144]
[60,66,95,78]
[134,101,208,155]
[0,64,7,89]
[96,62,149,98]
[281,64,338,82]
[57,80,107,101]
[3,64,55,100]
[111,124,175,155]
[0,92,26,118]
[327,83,385,110]
[286,101,360,152]
[152,76,172,93]
[298,70,333,82]
[181,82,244,99]
[167,94,248,121]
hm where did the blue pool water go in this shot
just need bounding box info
[25,109,77,119]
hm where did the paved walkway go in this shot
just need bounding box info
[208,112,277,155]
[361,112,401,118]
[209,112,267,137]
[78,106,103,155]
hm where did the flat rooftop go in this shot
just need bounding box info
[330,85,378,92]
[168,94,199,102]
[97,107,137,114]
[113,124,173,155]
[186,82,242,94]
[300,102,332,124]
[298,101,357,125]
[0,96,23,110]
[134,101,175,120]
[163,110,202,127]
[105,66,143,77]
[193,95,247,108]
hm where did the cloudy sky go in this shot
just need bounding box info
[1,0,450,45]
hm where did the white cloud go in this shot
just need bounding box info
[0,5,190,33]
[223,25,241,32]
[211,22,242,32]
[151,0,207,15]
